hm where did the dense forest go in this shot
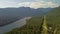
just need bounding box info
[4,6,60,34]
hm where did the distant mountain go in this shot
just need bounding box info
[0,7,53,18]
[0,7,53,26]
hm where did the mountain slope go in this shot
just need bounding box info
[0,7,52,26]
[46,6,60,24]
[46,6,60,34]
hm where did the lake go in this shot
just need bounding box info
[0,17,31,34]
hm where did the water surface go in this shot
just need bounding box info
[0,17,31,34]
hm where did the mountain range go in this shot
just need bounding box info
[0,7,53,26]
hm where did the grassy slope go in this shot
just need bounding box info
[46,7,60,34]
[46,7,60,24]
[5,7,60,34]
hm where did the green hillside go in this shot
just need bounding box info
[4,7,60,34]
[46,7,60,24]
[46,7,60,34]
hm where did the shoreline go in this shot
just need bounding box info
[0,17,31,34]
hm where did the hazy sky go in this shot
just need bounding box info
[0,0,60,9]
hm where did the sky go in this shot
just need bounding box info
[0,0,60,9]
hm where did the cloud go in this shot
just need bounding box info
[18,2,59,9]
[0,0,59,9]
[0,0,19,8]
